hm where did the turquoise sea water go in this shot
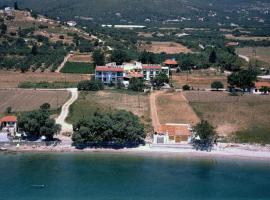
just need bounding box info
[0,152,270,200]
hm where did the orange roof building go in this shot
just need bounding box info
[0,116,17,123]
[163,59,178,66]
[154,124,192,144]
[255,81,270,89]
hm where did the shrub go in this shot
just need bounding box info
[77,79,104,91]
[183,84,190,91]
[211,81,224,91]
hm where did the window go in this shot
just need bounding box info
[150,70,154,75]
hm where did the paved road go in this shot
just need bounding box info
[55,88,78,134]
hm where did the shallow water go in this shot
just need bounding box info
[0,152,270,200]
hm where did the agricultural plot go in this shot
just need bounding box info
[60,62,95,74]
[225,34,270,41]
[184,91,270,137]
[67,90,152,132]
[172,71,227,89]
[68,54,92,63]
[0,89,70,113]
[0,71,89,88]
[236,47,270,64]
[156,92,199,125]
[140,41,192,54]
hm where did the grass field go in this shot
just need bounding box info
[140,41,192,54]
[0,89,70,113]
[0,71,89,88]
[236,47,270,64]
[18,81,78,89]
[67,90,152,133]
[184,91,270,143]
[156,92,199,125]
[172,71,227,89]
[60,62,95,74]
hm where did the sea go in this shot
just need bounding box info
[0,152,270,200]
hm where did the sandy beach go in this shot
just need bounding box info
[2,142,270,161]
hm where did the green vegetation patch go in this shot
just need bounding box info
[61,62,95,74]
[233,125,270,145]
[18,81,78,89]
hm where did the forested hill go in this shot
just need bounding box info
[1,0,270,27]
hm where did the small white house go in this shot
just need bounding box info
[67,21,77,27]
[252,82,270,95]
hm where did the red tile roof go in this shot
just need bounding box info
[164,59,178,65]
[96,66,123,72]
[157,124,191,136]
[255,81,270,88]
[142,65,161,70]
[0,116,17,123]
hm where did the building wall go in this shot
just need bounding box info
[95,71,123,84]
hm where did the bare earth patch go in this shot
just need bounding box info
[225,34,270,41]
[0,89,70,113]
[156,92,199,125]
[140,41,192,54]
[236,47,270,64]
[68,54,92,63]
[172,72,227,89]
[0,71,89,88]
[184,91,270,136]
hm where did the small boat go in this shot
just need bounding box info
[0,147,8,151]
[31,184,45,188]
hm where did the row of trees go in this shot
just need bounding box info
[18,103,60,140]
[72,110,145,148]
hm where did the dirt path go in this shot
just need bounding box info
[55,88,78,134]
[55,53,71,73]
[238,54,250,62]
[150,91,163,132]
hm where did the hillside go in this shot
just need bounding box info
[1,0,270,29]
[0,9,99,72]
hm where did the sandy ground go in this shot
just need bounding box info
[55,88,78,134]
[3,143,270,160]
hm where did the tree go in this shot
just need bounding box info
[152,72,169,87]
[18,109,60,140]
[77,79,104,91]
[111,50,131,65]
[92,50,105,66]
[228,69,258,92]
[72,110,145,148]
[14,2,19,10]
[260,86,270,94]
[139,51,156,64]
[128,78,144,92]
[31,44,38,55]
[209,49,217,64]
[192,120,217,151]
[5,106,12,114]
[0,23,7,35]
[211,81,224,91]
[182,85,190,91]
[40,103,51,110]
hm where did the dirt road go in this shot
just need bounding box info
[55,88,78,134]
[55,53,72,73]
[150,91,163,132]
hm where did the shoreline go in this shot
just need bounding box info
[2,143,270,161]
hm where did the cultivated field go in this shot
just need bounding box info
[225,34,270,41]
[60,62,95,74]
[68,54,92,63]
[0,89,70,113]
[236,47,270,64]
[156,92,199,125]
[140,41,192,54]
[0,71,89,88]
[184,91,270,136]
[172,71,227,89]
[68,90,152,132]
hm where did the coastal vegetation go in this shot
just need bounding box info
[18,104,60,140]
[18,81,78,89]
[77,79,104,91]
[72,110,145,148]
